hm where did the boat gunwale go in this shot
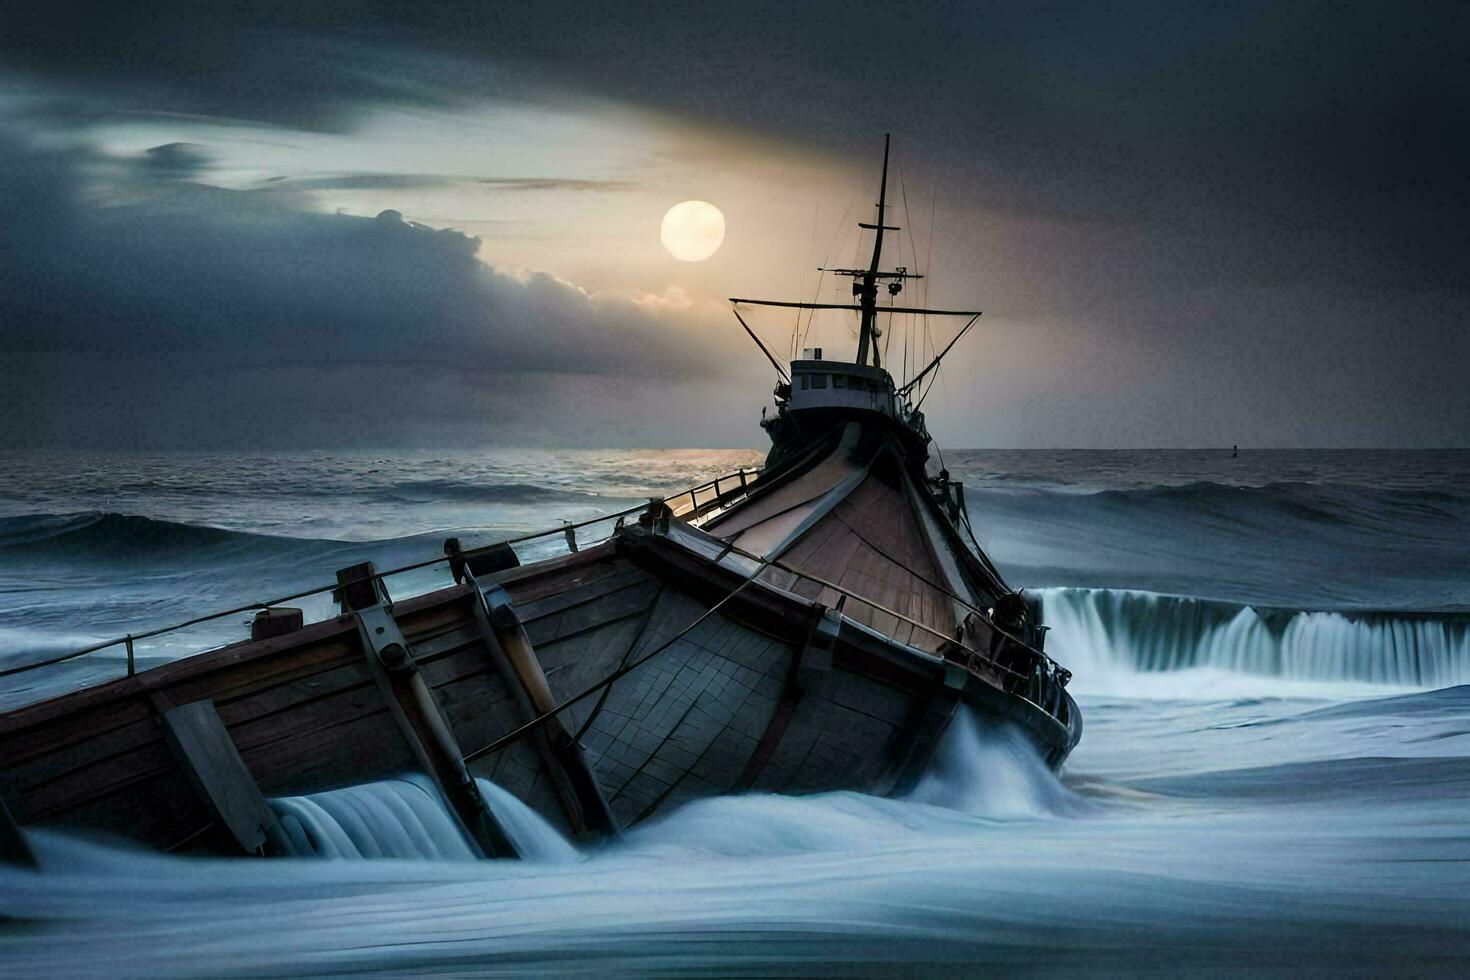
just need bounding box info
[617,524,1078,757]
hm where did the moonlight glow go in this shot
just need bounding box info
[660,200,725,262]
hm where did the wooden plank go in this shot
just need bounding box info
[524,580,660,648]
[418,644,497,690]
[0,585,474,739]
[220,661,384,744]
[512,566,653,624]
[23,739,178,822]
[157,700,282,855]
[213,660,379,729]
[5,712,163,793]
[473,582,618,837]
[737,609,838,788]
[0,699,155,771]
[48,767,212,850]
[182,637,361,702]
[239,707,413,798]
[352,596,510,857]
[493,544,622,605]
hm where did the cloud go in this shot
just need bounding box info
[477,178,637,192]
[257,173,636,193]
[3,3,1467,446]
[0,133,739,448]
[7,3,1463,295]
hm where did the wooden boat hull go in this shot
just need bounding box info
[0,516,1079,859]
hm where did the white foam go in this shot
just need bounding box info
[475,778,581,864]
[907,707,1080,818]
[1039,587,1470,698]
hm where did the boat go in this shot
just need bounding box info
[0,136,1080,864]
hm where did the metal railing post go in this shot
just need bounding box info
[125,634,135,677]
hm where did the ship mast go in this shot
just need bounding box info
[729,134,980,383]
[854,134,893,368]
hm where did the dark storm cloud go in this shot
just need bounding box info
[0,133,716,448]
[8,1,1464,293]
[263,174,635,192]
[4,1,1468,445]
[477,179,637,193]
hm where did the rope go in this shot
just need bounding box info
[799,199,854,354]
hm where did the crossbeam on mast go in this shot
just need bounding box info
[730,298,982,317]
[817,268,925,279]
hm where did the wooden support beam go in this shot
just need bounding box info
[352,593,515,858]
[445,537,519,585]
[251,607,304,642]
[156,698,289,855]
[738,599,844,789]
[335,561,386,615]
[473,581,618,838]
[883,661,969,796]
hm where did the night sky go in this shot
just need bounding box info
[3,2,1466,449]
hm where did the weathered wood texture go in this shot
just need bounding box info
[0,448,1076,854]
[499,561,926,829]
[761,460,958,653]
[0,587,547,851]
[157,699,282,854]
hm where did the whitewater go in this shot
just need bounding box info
[1,448,1468,974]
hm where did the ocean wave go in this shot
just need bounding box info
[1039,586,1470,693]
[967,480,1470,609]
[0,512,331,557]
[994,479,1470,528]
[376,479,621,506]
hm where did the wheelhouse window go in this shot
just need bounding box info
[811,374,828,388]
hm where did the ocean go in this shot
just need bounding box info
[2,448,1468,975]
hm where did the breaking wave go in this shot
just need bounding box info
[0,512,340,557]
[270,776,484,861]
[265,774,580,863]
[1039,586,1470,692]
[0,513,462,570]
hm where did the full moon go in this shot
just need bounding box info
[660,200,725,262]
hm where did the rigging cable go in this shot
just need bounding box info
[922,186,938,394]
[732,306,791,383]
[795,203,820,358]
[895,151,919,382]
[799,199,854,355]
[464,553,775,764]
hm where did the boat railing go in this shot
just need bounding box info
[714,540,1071,725]
[666,467,759,521]
[752,558,1064,719]
[0,466,762,686]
